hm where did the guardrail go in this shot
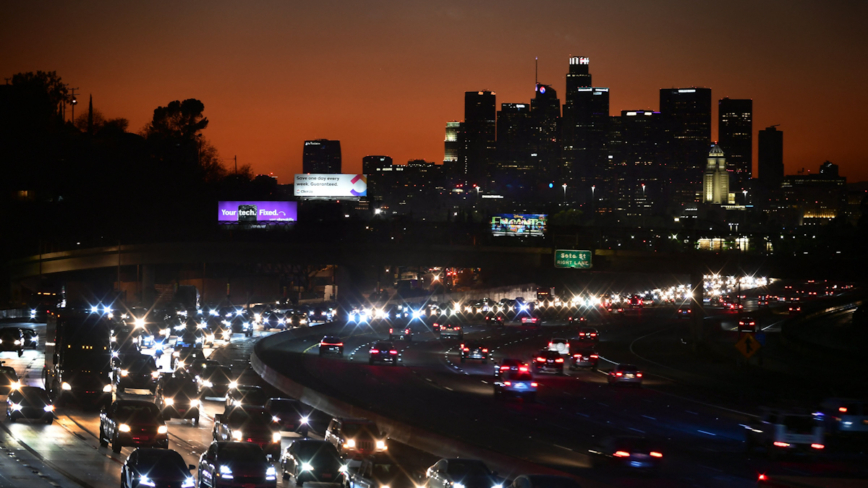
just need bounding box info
[779,291,867,364]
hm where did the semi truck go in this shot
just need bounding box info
[44,310,113,408]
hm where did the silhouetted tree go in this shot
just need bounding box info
[142,98,208,142]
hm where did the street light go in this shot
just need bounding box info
[742,190,748,203]
[562,183,567,204]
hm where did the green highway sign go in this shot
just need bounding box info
[554,249,592,269]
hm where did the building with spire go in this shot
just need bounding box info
[702,144,732,204]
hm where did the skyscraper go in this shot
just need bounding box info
[531,83,561,181]
[562,57,609,184]
[460,91,496,182]
[496,103,533,175]
[302,139,341,174]
[718,98,752,191]
[659,87,712,200]
[758,126,784,190]
[362,155,392,174]
[443,121,462,178]
[703,144,730,204]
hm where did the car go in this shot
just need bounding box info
[606,305,624,314]
[225,384,268,410]
[279,439,346,485]
[588,436,663,470]
[6,386,54,424]
[509,475,582,488]
[198,441,277,488]
[576,327,599,343]
[547,338,569,355]
[198,364,234,399]
[425,458,503,488]
[262,310,288,330]
[266,398,310,436]
[789,305,802,314]
[188,359,221,378]
[0,327,24,357]
[120,448,197,488]
[520,316,541,326]
[757,295,770,307]
[100,400,169,453]
[817,398,868,436]
[570,349,599,370]
[369,342,399,365]
[459,343,490,363]
[114,353,160,394]
[744,408,825,458]
[567,315,587,324]
[532,349,564,374]
[171,344,204,371]
[388,324,413,341]
[286,311,310,328]
[155,374,201,425]
[494,370,538,401]
[20,328,38,349]
[607,364,643,386]
[324,417,387,456]
[676,307,692,318]
[319,336,344,356]
[484,312,505,326]
[0,364,20,395]
[737,316,758,333]
[494,358,529,379]
[346,452,417,488]
[438,322,463,339]
[213,407,282,457]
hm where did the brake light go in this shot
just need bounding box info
[536,357,546,362]
[758,474,767,481]
[555,358,564,363]
[519,366,528,372]
[389,328,393,333]
[773,441,790,448]
[390,350,398,354]
[548,342,553,347]
[504,381,511,386]
[500,366,509,370]
[433,323,439,327]
[839,407,848,413]
[462,347,469,352]
[613,451,630,458]
[649,451,662,458]
[530,382,538,387]
[615,372,623,377]
[370,349,379,354]
[590,354,598,359]
[811,443,824,450]
[636,372,643,378]
[405,329,410,334]
[590,333,596,337]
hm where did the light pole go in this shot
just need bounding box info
[742,190,748,203]
[562,184,567,205]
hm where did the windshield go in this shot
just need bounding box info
[0,372,16,384]
[116,403,161,420]
[238,389,268,405]
[138,451,187,473]
[228,409,272,426]
[202,367,232,382]
[221,444,264,462]
[294,441,340,459]
[124,357,156,371]
[342,423,377,437]
[164,380,197,397]
[269,401,302,414]
[446,460,491,477]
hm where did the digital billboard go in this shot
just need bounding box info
[491,214,547,237]
[294,174,367,198]
[218,201,297,222]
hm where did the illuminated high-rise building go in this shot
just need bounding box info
[659,87,712,200]
[703,144,730,204]
[496,103,533,175]
[718,98,752,190]
[562,56,609,183]
[531,83,561,181]
[460,91,496,182]
[302,139,341,174]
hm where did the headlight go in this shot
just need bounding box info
[189,399,200,407]
[61,382,72,391]
[120,369,129,377]
[339,465,348,473]
[10,403,22,411]
[198,322,207,329]
[173,351,180,357]
[195,337,203,343]
[135,318,145,328]
[492,485,503,488]
[10,381,21,390]
[301,462,314,471]
[272,432,282,442]
[206,334,215,341]
[182,477,195,488]
[220,465,233,478]
[454,483,465,488]
[229,381,238,389]
[103,384,113,392]
[266,466,277,480]
[157,425,168,434]
[151,371,160,378]
[202,380,213,388]
[300,415,309,424]
[376,440,386,450]
[164,397,174,405]
[344,439,356,448]
[91,306,100,313]
[139,475,156,487]
[44,404,55,412]
[232,430,243,441]
[14,340,21,345]
[177,361,185,368]
[222,331,231,338]
[119,424,131,432]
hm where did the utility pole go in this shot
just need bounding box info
[234,155,238,174]
[69,87,79,123]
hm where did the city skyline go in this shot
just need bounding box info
[2,1,866,181]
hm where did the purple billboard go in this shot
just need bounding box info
[218,201,297,222]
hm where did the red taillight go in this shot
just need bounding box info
[811,443,824,450]
[405,329,410,333]
[615,372,623,377]
[500,366,509,370]
[462,347,469,352]
[389,328,393,333]
[773,441,789,448]
[370,349,379,354]
[758,474,767,481]
[390,350,398,354]
[531,382,538,387]
[636,372,643,378]
[590,354,598,359]
[839,407,848,413]
[433,323,439,327]
[536,357,546,362]
[548,342,553,347]
[590,333,596,337]
[504,381,511,386]
[519,366,528,372]
[555,358,564,363]
[613,451,630,458]
[482,348,488,353]
[649,451,662,458]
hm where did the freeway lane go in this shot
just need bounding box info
[257,308,867,487]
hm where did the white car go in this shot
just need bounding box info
[547,338,569,355]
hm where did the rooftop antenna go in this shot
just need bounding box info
[535,57,538,86]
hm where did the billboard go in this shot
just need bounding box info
[491,214,547,237]
[294,174,367,198]
[218,201,297,222]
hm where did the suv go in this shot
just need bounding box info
[198,442,277,487]
[745,408,825,457]
[319,336,344,356]
[532,350,564,374]
[368,342,399,366]
[438,322,463,339]
[459,343,490,363]
[494,371,537,401]
[324,417,387,457]
[114,353,159,394]
[494,358,528,379]
[0,327,24,357]
[155,374,200,425]
[547,338,569,355]
[570,348,599,370]
[388,325,413,341]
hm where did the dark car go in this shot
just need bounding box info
[324,417,388,457]
[588,436,663,471]
[509,475,582,488]
[198,441,277,488]
[0,364,20,395]
[388,324,413,341]
[319,336,344,356]
[347,452,417,488]
[494,371,537,401]
[368,342,399,365]
[0,327,24,357]
[484,312,505,326]
[189,359,221,378]
[532,349,564,374]
[266,398,310,436]
[570,348,599,370]
[155,375,201,425]
[279,439,345,485]
[171,344,204,371]
[494,358,529,379]
[21,328,38,349]
[567,315,587,324]
[262,310,287,331]
[100,400,169,453]
[459,343,491,363]
[576,327,599,343]
[120,448,196,488]
[425,458,503,488]
[198,364,234,399]
[114,353,159,393]
[226,384,268,410]
[6,386,54,424]
[213,407,282,457]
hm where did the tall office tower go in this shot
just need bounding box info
[758,125,784,190]
[496,103,533,175]
[530,83,561,182]
[362,155,392,174]
[460,91,496,182]
[659,87,711,189]
[362,156,392,200]
[609,110,661,215]
[718,98,753,191]
[562,57,609,184]
[302,139,342,174]
[703,144,730,204]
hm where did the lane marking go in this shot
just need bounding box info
[697,430,717,436]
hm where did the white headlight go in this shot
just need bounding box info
[157,425,168,434]
[300,415,309,424]
[11,381,21,390]
[232,430,243,441]
[202,380,213,387]
[135,318,145,328]
[301,462,314,471]
[61,382,72,391]
[120,369,129,377]
[272,432,281,442]
[10,403,22,411]
[119,423,131,432]
[44,404,55,412]
[229,381,238,389]
[164,397,174,405]
[189,399,200,407]
[344,439,356,448]
[376,440,386,450]
[103,384,112,392]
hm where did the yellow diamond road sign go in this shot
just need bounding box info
[735,333,761,359]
